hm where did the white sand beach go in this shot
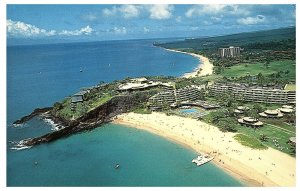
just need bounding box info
[165,48,213,78]
[114,112,296,187]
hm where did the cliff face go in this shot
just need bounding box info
[17,92,150,146]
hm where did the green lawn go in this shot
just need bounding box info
[56,94,113,120]
[233,134,267,150]
[261,118,296,133]
[195,60,295,83]
[236,123,295,155]
[88,94,113,112]
[284,84,296,91]
[133,107,152,114]
[221,60,295,79]
[57,100,84,120]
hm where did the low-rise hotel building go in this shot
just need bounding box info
[148,91,176,107]
[148,86,203,109]
[118,78,174,92]
[175,86,202,102]
[71,90,89,103]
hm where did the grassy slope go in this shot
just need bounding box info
[87,94,113,112]
[57,94,113,120]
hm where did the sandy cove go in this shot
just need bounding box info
[164,48,213,78]
[113,112,296,187]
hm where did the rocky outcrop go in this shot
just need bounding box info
[13,107,53,125]
[16,92,151,146]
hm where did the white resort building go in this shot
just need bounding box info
[209,83,296,104]
[117,78,174,92]
[175,86,202,102]
[148,85,204,109]
[148,91,176,107]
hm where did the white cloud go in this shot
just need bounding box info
[7,19,56,37]
[176,16,182,23]
[101,5,174,20]
[81,13,97,21]
[185,5,249,18]
[143,27,150,33]
[203,21,211,25]
[211,16,222,22]
[149,5,173,20]
[7,19,94,37]
[191,26,199,31]
[237,15,266,25]
[102,6,118,17]
[111,27,127,34]
[59,25,93,36]
[102,5,140,19]
[119,5,140,18]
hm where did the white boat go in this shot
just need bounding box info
[192,155,214,166]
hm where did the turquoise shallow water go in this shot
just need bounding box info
[7,124,243,186]
[180,108,198,113]
[7,39,243,186]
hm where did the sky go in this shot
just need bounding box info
[6,4,296,42]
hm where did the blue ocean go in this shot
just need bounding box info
[7,39,243,186]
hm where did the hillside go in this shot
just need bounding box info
[156,27,295,51]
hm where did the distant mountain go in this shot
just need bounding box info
[157,27,296,50]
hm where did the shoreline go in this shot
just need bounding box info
[164,48,213,78]
[113,112,296,187]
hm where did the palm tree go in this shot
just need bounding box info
[264,58,271,69]
[285,112,295,125]
[257,72,264,85]
[259,134,269,142]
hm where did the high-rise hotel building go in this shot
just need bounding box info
[219,46,241,58]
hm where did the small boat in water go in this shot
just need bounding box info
[115,164,120,169]
[192,155,214,166]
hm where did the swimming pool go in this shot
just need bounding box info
[180,108,198,113]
